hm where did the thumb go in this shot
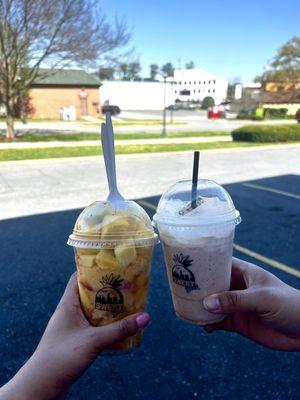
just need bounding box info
[91,312,151,349]
[203,289,259,314]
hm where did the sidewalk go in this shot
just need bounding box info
[0,136,231,149]
[0,145,299,220]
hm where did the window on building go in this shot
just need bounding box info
[184,81,186,84]
[213,89,215,93]
[208,80,211,84]
[174,90,177,94]
[194,89,196,93]
[189,81,191,84]
[213,80,216,84]
[194,81,196,84]
[208,89,210,93]
[198,89,201,93]
[180,89,190,96]
[204,81,206,84]
[179,81,181,85]
[199,81,201,84]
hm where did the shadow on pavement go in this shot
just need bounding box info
[0,174,299,399]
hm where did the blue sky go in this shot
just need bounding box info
[102,0,299,82]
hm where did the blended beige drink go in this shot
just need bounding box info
[153,179,241,325]
[68,200,156,353]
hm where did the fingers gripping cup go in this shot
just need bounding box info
[153,179,241,325]
[68,200,156,353]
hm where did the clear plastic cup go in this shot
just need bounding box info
[153,179,241,325]
[68,200,157,354]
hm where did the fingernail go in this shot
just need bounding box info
[203,295,220,312]
[136,313,151,329]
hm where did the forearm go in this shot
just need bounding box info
[0,352,70,400]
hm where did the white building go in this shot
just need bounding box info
[234,82,262,100]
[171,69,228,105]
[100,81,174,110]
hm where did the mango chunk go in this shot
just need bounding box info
[95,249,121,270]
[114,241,137,268]
[101,215,131,239]
[77,254,95,268]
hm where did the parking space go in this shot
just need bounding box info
[0,174,299,399]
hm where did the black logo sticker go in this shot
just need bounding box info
[172,253,199,293]
[95,274,124,316]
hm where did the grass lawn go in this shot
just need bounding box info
[0,141,270,162]
[0,131,230,142]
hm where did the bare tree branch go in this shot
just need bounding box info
[0,0,130,138]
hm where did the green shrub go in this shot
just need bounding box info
[201,96,215,110]
[237,108,264,120]
[232,124,300,142]
[252,116,264,121]
[264,108,288,119]
[237,113,254,120]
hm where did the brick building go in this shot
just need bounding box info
[29,69,101,119]
[262,81,300,115]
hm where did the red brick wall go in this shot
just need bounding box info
[29,87,101,119]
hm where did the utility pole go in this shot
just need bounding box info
[161,75,167,136]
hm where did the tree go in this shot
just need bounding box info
[118,61,141,80]
[98,67,115,81]
[0,0,130,139]
[256,36,300,83]
[119,63,129,80]
[201,96,215,110]
[150,64,159,80]
[161,62,174,77]
[127,61,141,80]
[185,61,195,69]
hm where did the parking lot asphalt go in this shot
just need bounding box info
[0,174,299,400]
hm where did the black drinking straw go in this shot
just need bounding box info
[191,151,200,209]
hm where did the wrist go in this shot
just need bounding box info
[0,351,70,400]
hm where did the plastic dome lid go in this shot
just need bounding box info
[153,179,241,227]
[68,200,157,249]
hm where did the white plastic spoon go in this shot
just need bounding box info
[101,112,127,209]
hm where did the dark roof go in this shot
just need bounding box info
[32,69,100,87]
[262,90,300,104]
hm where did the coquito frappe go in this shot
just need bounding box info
[153,179,241,325]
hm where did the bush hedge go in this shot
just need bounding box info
[232,124,300,142]
[264,108,288,119]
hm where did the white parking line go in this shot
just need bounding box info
[137,200,157,211]
[234,244,300,278]
[243,183,300,200]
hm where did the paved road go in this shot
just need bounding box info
[0,175,299,400]
[0,145,299,220]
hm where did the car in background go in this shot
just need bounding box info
[219,101,231,111]
[168,101,200,111]
[101,104,121,116]
[181,101,197,110]
[166,104,180,111]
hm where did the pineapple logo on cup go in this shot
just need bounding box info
[95,274,124,316]
[172,253,199,293]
